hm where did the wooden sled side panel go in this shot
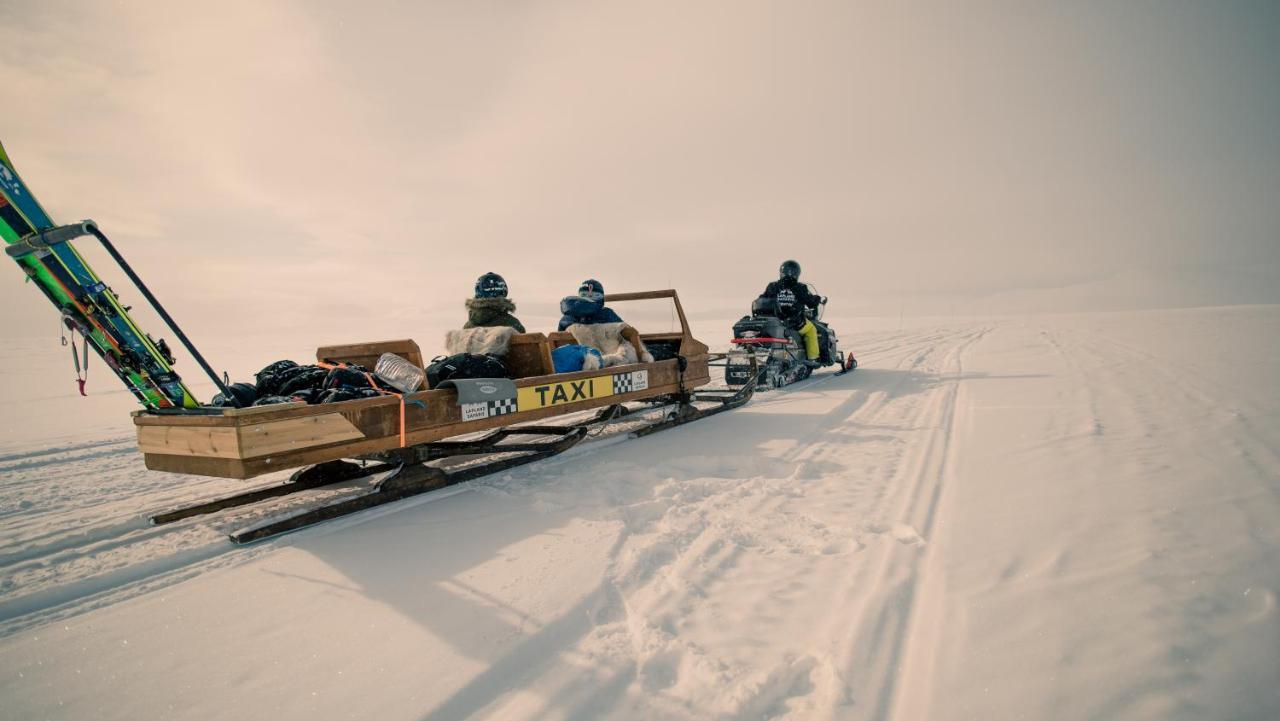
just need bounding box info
[134,289,713,480]
[135,358,705,479]
[315,339,423,369]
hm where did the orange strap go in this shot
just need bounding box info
[317,361,409,447]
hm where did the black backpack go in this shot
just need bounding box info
[426,353,511,389]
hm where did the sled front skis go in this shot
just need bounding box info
[150,377,756,544]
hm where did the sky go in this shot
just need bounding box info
[1,0,1278,351]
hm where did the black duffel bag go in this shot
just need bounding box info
[426,353,511,389]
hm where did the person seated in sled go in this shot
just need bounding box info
[465,272,525,332]
[557,279,653,367]
[761,260,822,365]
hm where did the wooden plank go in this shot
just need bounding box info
[505,333,553,378]
[142,452,252,479]
[134,413,235,428]
[315,339,423,369]
[605,290,676,302]
[237,413,366,458]
[539,342,555,375]
[137,426,242,459]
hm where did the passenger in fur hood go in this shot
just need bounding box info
[556,278,622,331]
[558,278,654,367]
[465,272,526,333]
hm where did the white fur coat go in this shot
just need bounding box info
[445,326,516,356]
[567,322,654,368]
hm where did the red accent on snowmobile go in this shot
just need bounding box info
[731,337,793,345]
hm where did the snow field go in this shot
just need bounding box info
[0,307,1276,720]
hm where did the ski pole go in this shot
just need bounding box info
[82,223,239,406]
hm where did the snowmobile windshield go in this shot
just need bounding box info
[806,283,825,320]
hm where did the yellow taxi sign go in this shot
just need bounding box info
[518,376,610,411]
[516,370,649,411]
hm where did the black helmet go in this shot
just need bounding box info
[779,260,801,280]
[474,272,509,298]
[578,278,605,302]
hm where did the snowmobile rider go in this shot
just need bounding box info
[464,272,526,332]
[761,260,822,363]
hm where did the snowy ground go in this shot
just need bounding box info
[0,306,1277,720]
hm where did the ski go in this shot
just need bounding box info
[0,141,199,408]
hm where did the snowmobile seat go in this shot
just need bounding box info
[751,295,780,317]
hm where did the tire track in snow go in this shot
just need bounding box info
[527,323,990,719]
[459,324,982,719]
[803,324,989,720]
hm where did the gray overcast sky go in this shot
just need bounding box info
[1,0,1278,343]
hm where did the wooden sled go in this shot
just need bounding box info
[135,290,756,542]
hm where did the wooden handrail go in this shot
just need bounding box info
[603,289,691,339]
[604,289,676,302]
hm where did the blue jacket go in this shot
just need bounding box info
[557,296,624,331]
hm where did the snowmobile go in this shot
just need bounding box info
[725,288,855,389]
[0,143,755,544]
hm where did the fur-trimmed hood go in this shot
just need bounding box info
[464,297,525,333]
[465,296,517,314]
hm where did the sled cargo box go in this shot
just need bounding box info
[133,290,710,479]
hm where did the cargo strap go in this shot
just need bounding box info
[317,361,410,447]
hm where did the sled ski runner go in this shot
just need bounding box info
[153,377,754,544]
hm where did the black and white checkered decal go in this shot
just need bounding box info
[461,398,519,421]
[612,369,650,395]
